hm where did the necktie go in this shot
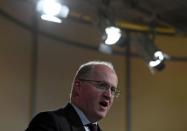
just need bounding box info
[87,123,98,131]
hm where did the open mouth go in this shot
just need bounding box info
[99,101,108,108]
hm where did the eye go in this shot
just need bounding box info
[98,82,109,89]
[110,87,116,92]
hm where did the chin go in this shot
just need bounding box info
[96,111,107,119]
[93,106,109,120]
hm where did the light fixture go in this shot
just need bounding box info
[136,33,169,72]
[98,25,126,54]
[37,0,69,23]
[96,4,125,46]
[97,17,124,54]
[95,0,126,52]
[148,50,166,71]
[103,26,123,45]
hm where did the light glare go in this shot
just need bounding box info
[41,14,62,23]
[42,0,62,16]
[154,51,164,60]
[60,5,70,18]
[104,26,121,45]
[149,59,162,67]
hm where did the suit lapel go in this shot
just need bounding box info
[62,103,86,131]
[60,103,102,131]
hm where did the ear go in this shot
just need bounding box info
[74,80,80,87]
[73,80,81,96]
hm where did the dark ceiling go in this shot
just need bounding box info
[0,0,187,62]
[0,0,187,35]
[114,0,187,32]
[68,0,187,35]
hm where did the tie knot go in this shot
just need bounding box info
[87,123,98,131]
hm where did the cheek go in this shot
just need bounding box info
[85,91,101,107]
[80,88,98,101]
[109,98,114,106]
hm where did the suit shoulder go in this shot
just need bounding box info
[25,111,60,131]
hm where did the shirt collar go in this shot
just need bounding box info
[71,103,97,125]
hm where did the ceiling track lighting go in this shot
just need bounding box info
[35,0,169,74]
[103,26,123,45]
[97,11,126,54]
[98,16,125,53]
[37,0,69,23]
[135,33,169,73]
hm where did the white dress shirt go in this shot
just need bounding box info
[71,103,97,131]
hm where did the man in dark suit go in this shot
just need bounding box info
[26,61,119,131]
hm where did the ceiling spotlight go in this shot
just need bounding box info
[103,26,122,45]
[136,33,169,72]
[41,15,62,23]
[97,9,125,46]
[148,51,166,71]
[37,0,69,23]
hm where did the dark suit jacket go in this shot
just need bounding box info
[25,103,102,131]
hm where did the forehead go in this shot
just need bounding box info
[90,65,118,82]
[92,65,114,73]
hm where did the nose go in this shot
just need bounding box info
[103,88,112,99]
